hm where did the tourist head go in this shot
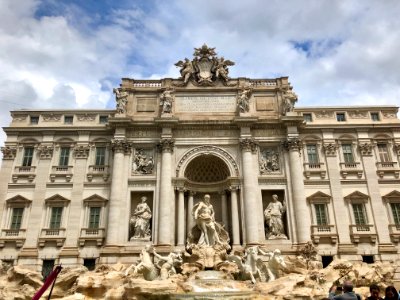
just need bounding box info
[342,280,354,293]
[385,286,398,299]
[369,283,380,299]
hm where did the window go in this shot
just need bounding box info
[303,113,312,122]
[22,147,34,166]
[391,203,400,225]
[321,256,333,268]
[95,147,106,166]
[342,144,354,163]
[377,143,390,162]
[88,207,101,229]
[99,116,108,124]
[42,260,55,280]
[30,116,39,124]
[314,204,328,225]
[371,113,380,121]
[10,208,24,230]
[336,113,346,122]
[362,255,374,264]
[64,116,73,124]
[49,207,63,229]
[352,203,367,225]
[306,144,319,164]
[84,259,96,271]
[59,147,70,166]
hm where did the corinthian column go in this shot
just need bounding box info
[177,187,185,246]
[240,138,260,244]
[283,138,310,243]
[187,191,195,235]
[229,186,240,246]
[157,138,174,245]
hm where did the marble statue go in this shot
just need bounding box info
[174,58,195,84]
[213,56,235,82]
[282,87,297,115]
[113,88,128,114]
[133,149,154,174]
[192,194,221,246]
[130,196,152,240]
[264,194,287,239]
[125,245,158,281]
[153,249,183,280]
[160,89,174,114]
[265,249,287,281]
[237,87,252,113]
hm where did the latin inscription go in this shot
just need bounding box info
[176,96,236,113]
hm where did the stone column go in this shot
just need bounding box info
[229,186,241,246]
[283,138,310,244]
[157,138,174,245]
[240,138,260,244]
[106,139,129,246]
[220,191,228,229]
[187,191,195,235]
[177,188,185,246]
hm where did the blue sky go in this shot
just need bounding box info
[0,0,400,147]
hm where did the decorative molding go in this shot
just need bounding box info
[348,111,368,119]
[111,139,132,154]
[12,115,27,122]
[1,146,17,160]
[42,114,62,122]
[77,114,96,121]
[37,144,54,159]
[382,112,397,119]
[259,147,281,174]
[394,143,400,156]
[358,142,373,156]
[73,144,90,158]
[157,138,174,153]
[258,178,287,185]
[239,138,258,153]
[322,142,338,157]
[282,138,302,152]
[315,111,334,119]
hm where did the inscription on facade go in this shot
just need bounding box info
[176,96,236,112]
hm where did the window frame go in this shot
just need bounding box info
[64,115,74,124]
[341,143,355,164]
[94,146,106,166]
[22,147,34,167]
[82,195,108,230]
[303,113,313,122]
[377,143,391,162]
[49,207,63,229]
[336,112,346,122]
[2,195,31,232]
[370,112,380,121]
[30,116,39,124]
[43,195,70,230]
[58,147,70,166]
[306,144,319,164]
[99,115,108,124]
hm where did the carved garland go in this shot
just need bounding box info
[358,142,373,156]
[1,146,17,160]
[111,139,132,154]
[73,144,91,158]
[176,145,239,177]
[282,138,302,152]
[239,138,258,153]
[37,144,54,159]
[322,142,338,156]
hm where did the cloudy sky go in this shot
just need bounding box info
[0,0,400,148]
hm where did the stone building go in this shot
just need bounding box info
[0,45,400,273]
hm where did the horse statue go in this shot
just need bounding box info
[125,245,158,281]
[227,246,268,284]
[265,249,287,282]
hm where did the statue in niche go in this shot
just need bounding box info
[130,196,152,240]
[264,194,287,240]
[153,249,183,280]
[281,87,297,115]
[237,87,252,113]
[133,149,154,174]
[113,88,128,114]
[260,149,280,174]
[160,88,174,114]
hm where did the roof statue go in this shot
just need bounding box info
[175,44,235,86]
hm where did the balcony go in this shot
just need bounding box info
[339,162,363,179]
[311,225,337,244]
[303,162,326,179]
[0,229,26,248]
[12,166,36,183]
[87,165,110,182]
[376,162,400,179]
[389,224,400,243]
[78,228,106,246]
[349,224,377,243]
[38,228,66,247]
[50,166,73,182]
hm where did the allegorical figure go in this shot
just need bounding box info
[237,87,252,113]
[130,196,152,240]
[193,194,221,246]
[160,89,174,114]
[114,88,128,114]
[264,194,287,239]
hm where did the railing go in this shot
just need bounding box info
[80,228,105,237]
[40,228,66,237]
[132,80,162,88]
[304,162,324,169]
[249,79,277,86]
[52,166,73,173]
[14,166,36,173]
[88,165,109,173]
[340,162,360,169]
[350,224,374,233]
[389,224,400,233]
[1,229,26,238]
[311,224,335,233]
[376,162,398,169]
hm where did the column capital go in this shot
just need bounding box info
[1,145,17,160]
[73,143,90,159]
[157,138,175,153]
[394,143,400,156]
[358,141,373,156]
[37,144,54,160]
[229,185,240,192]
[176,186,186,193]
[282,138,302,152]
[322,141,338,157]
[189,190,196,196]
[239,138,258,153]
[111,139,132,154]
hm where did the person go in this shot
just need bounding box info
[193,194,221,246]
[384,286,398,300]
[130,196,152,239]
[264,194,287,239]
[328,281,361,300]
[367,284,383,300]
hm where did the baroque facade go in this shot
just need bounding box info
[1,45,400,273]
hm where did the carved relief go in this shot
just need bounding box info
[1,146,17,160]
[113,88,128,115]
[315,111,334,119]
[73,144,90,158]
[281,87,298,115]
[358,142,373,156]
[132,149,154,175]
[382,112,397,119]
[237,87,252,113]
[282,138,302,152]
[240,138,258,153]
[37,144,54,159]
[348,111,368,119]
[259,148,280,174]
[77,114,96,121]
[12,115,27,122]
[322,142,338,156]
[42,114,62,122]
[160,88,174,115]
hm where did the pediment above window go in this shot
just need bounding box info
[82,194,108,206]
[44,194,70,206]
[344,191,369,203]
[306,191,331,204]
[382,190,400,203]
[6,195,32,207]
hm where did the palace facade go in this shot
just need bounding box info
[1,46,400,274]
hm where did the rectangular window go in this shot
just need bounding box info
[42,260,55,280]
[303,113,312,122]
[10,208,24,230]
[64,116,73,124]
[314,204,328,225]
[88,207,101,229]
[391,203,400,225]
[371,113,380,121]
[306,144,319,164]
[336,113,346,122]
[83,258,96,271]
[30,116,39,124]
[352,203,367,225]
[49,207,63,229]
[95,147,106,166]
[377,143,390,162]
[22,147,34,166]
[99,116,108,124]
[59,147,70,166]
[342,144,354,163]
